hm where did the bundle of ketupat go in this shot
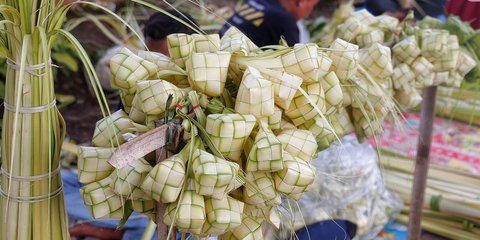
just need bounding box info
[78,20,474,238]
[319,6,478,109]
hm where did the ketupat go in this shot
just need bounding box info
[205,113,256,162]
[78,147,116,184]
[273,151,316,199]
[186,51,231,97]
[285,81,327,126]
[136,80,185,115]
[245,123,284,172]
[192,34,221,53]
[191,149,240,199]
[276,129,318,162]
[80,178,125,219]
[163,182,206,235]
[328,38,359,81]
[202,196,244,235]
[140,154,186,203]
[110,47,158,93]
[167,33,194,68]
[110,158,152,200]
[243,171,282,208]
[235,67,275,118]
[91,110,146,147]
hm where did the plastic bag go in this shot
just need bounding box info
[291,134,403,239]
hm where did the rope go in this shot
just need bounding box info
[6,58,59,77]
[6,58,49,71]
[0,165,61,182]
[0,184,64,203]
[3,99,56,114]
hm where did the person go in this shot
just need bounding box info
[365,0,446,20]
[219,0,319,47]
[144,11,197,55]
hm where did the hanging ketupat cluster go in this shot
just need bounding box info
[79,15,475,237]
[327,9,477,112]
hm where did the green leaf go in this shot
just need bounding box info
[52,52,79,72]
[0,79,4,98]
[117,201,134,229]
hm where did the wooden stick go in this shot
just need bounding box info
[155,122,184,240]
[408,86,437,240]
[155,146,170,240]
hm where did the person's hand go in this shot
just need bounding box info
[385,10,407,20]
[399,0,415,9]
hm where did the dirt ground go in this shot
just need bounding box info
[56,71,118,145]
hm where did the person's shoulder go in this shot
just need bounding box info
[234,0,295,27]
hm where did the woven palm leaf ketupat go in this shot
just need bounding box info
[356,29,385,48]
[336,17,367,42]
[245,123,284,172]
[130,199,156,218]
[91,109,145,147]
[262,70,303,110]
[277,43,327,83]
[284,81,326,126]
[219,27,258,85]
[328,38,359,82]
[359,43,393,81]
[77,147,116,184]
[259,105,282,130]
[80,178,124,219]
[351,9,378,26]
[186,51,231,97]
[432,71,450,86]
[205,114,256,162]
[392,63,416,91]
[137,50,189,87]
[411,56,434,88]
[243,171,281,208]
[220,214,264,240]
[456,50,477,77]
[433,35,459,71]
[167,33,194,68]
[276,129,318,163]
[129,94,147,124]
[421,29,449,60]
[201,196,244,235]
[119,90,135,113]
[163,181,206,235]
[235,67,275,118]
[392,36,421,64]
[273,151,316,200]
[140,154,186,203]
[394,88,422,109]
[219,26,258,55]
[192,34,221,53]
[320,71,343,115]
[136,80,185,115]
[110,47,158,93]
[110,158,152,200]
[191,149,240,199]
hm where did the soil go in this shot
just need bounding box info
[55,71,118,145]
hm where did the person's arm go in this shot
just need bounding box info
[365,0,402,15]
